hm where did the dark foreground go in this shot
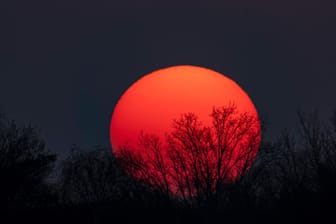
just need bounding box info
[3,201,334,224]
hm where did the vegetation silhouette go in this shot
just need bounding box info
[1,108,336,223]
[116,104,261,206]
[0,114,56,210]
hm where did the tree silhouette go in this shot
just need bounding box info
[241,109,336,215]
[58,146,155,205]
[2,107,336,223]
[116,104,261,205]
[0,114,56,209]
[59,146,121,204]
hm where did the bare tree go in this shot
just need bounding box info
[116,104,261,205]
[248,109,336,211]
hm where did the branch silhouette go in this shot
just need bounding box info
[116,104,261,204]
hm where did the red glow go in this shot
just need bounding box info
[110,65,261,196]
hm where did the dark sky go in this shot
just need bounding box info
[1,1,335,158]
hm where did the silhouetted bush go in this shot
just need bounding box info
[0,114,56,209]
[58,146,163,206]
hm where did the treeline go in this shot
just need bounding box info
[1,110,336,223]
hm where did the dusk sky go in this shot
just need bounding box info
[1,0,335,158]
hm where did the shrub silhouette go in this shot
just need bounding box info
[0,114,56,209]
[58,146,155,205]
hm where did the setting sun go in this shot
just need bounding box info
[111,65,259,151]
[110,65,261,196]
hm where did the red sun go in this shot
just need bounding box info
[110,65,261,197]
